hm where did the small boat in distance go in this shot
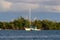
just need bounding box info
[25,28,31,31]
[25,27,41,31]
[32,27,41,31]
[25,8,41,31]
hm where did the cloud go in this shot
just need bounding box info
[2,0,12,9]
[40,0,60,5]
[9,3,40,11]
[0,0,60,12]
[42,5,60,12]
[6,0,60,5]
[38,0,60,12]
[5,0,41,3]
[0,0,12,12]
[0,0,40,12]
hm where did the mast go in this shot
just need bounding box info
[29,8,31,27]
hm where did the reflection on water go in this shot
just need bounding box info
[0,30,60,40]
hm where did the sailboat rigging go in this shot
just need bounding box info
[25,8,41,31]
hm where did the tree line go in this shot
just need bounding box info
[0,17,60,30]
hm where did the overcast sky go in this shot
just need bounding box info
[0,0,60,22]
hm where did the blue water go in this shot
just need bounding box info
[0,30,60,40]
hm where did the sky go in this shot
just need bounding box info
[0,0,60,22]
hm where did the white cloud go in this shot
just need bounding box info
[0,0,60,12]
[41,0,60,6]
[5,0,41,3]
[43,5,60,12]
[2,0,12,9]
[0,0,40,12]
[0,0,12,12]
[9,3,40,11]
[53,6,60,11]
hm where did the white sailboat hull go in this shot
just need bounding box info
[25,28,31,31]
[25,28,41,31]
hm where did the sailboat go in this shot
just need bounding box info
[25,8,41,31]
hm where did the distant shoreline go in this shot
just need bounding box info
[0,17,60,30]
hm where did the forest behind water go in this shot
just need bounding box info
[0,17,60,30]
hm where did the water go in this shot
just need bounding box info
[0,30,60,40]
